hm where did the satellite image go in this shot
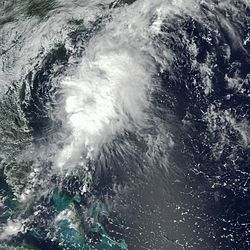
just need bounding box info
[0,0,249,249]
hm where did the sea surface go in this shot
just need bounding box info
[0,0,249,249]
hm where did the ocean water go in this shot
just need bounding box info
[0,0,249,249]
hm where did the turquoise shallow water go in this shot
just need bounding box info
[0,0,249,249]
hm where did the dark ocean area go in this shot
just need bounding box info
[0,0,249,249]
